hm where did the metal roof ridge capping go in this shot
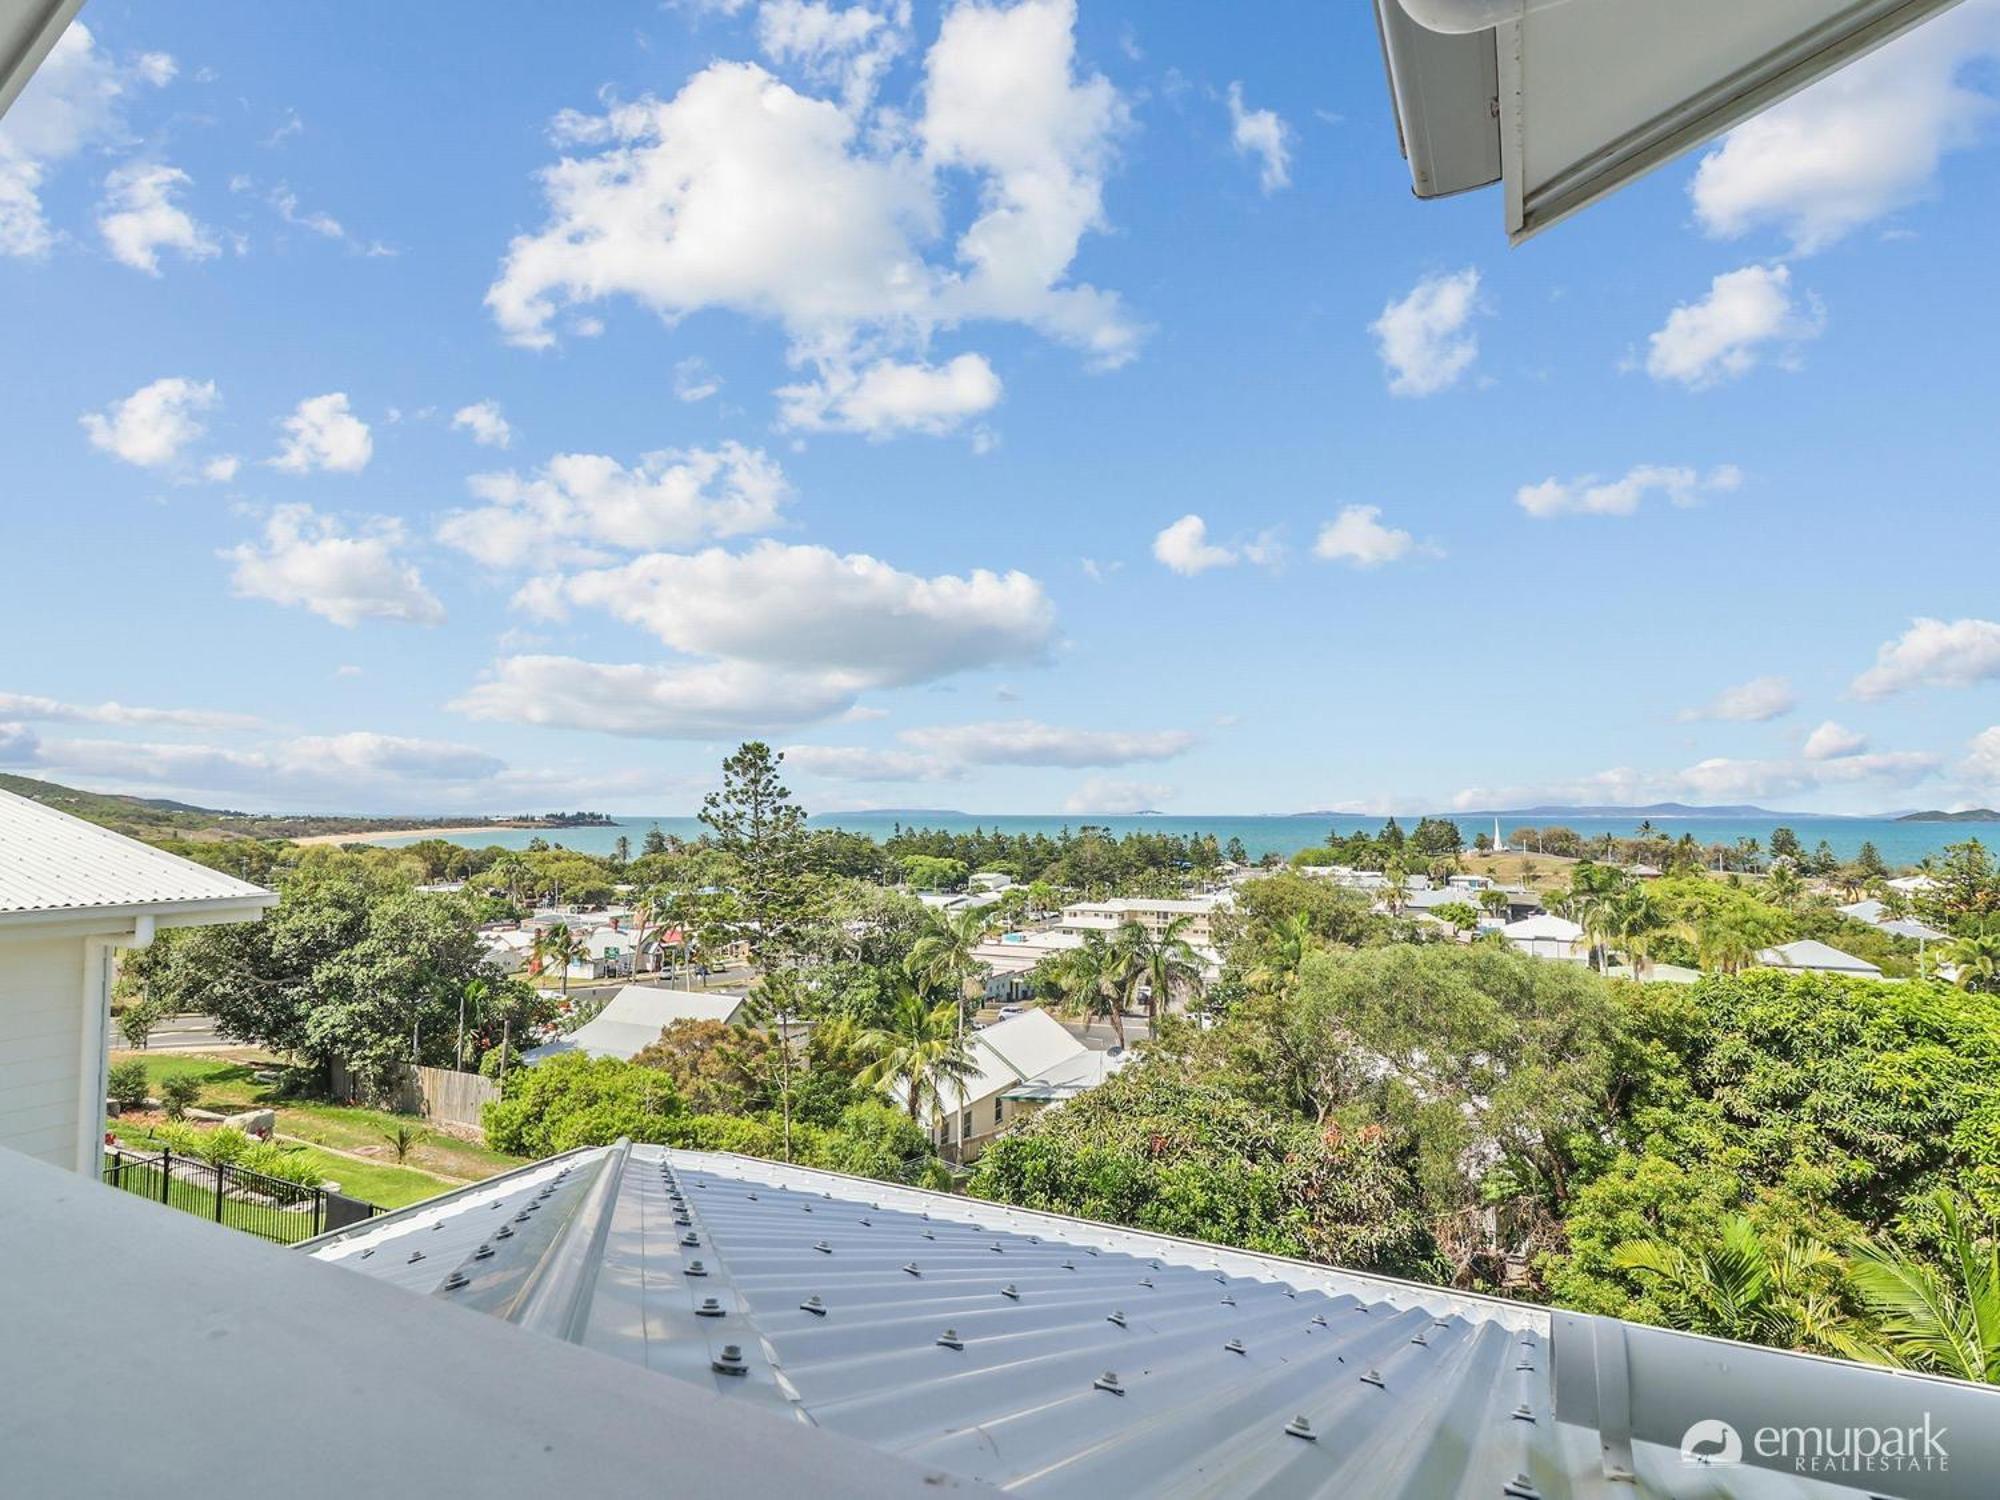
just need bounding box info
[310,1145,2000,1496]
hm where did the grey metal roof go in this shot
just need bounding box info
[309,1145,2000,1498]
[0,786,273,921]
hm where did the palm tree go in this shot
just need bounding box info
[1043,931,1128,1046]
[1117,915,1205,1022]
[1833,1192,2000,1383]
[857,979,977,1132]
[489,853,531,906]
[1945,931,2000,994]
[1765,864,1804,908]
[382,1122,427,1165]
[1245,911,1316,1002]
[1477,887,1510,925]
[531,922,582,1000]
[910,905,994,1014]
[1694,907,1770,975]
[1613,1215,1846,1350]
[1602,888,1666,979]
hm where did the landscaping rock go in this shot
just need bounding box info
[224,1108,276,1139]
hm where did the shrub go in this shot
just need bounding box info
[158,1075,200,1121]
[482,1053,686,1156]
[106,1059,150,1113]
[240,1141,325,1188]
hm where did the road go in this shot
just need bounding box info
[139,1014,233,1050]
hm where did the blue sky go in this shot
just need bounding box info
[6,0,2000,817]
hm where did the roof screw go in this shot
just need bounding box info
[1285,1415,1317,1442]
[1511,1404,1536,1424]
[407,1250,425,1264]
[1223,1338,1246,1355]
[859,1217,871,1227]
[695,1297,725,1317]
[1214,1273,1227,1284]
[681,1232,700,1247]
[1220,1295,1237,1307]
[1411,1333,1429,1346]
[1151,1260,1163,1270]
[1107,1310,1127,1328]
[513,1212,531,1223]
[443,1270,468,1290]
[494,1225,514,1241]
[1093,1371,1125,1395]
[1000,1284,1020,1300]
[1138,1276,1154,1289]
[800,1295,827,1316]
[473,1244,495,1261]
[937,1328,964,1350]
[1061,1259,1076,1271]
[1503,1475,1540,1500]
[803,1203,812,1213]
[991,1242,1005,1253]
[1360,1369,1385,1388]
[923,1230,936,1240]
[1310,1315,1328,1328]
[903,1262,922,1277]
[813,1240,831,1254]
[748,1192,758,1201]
[712,1344,748,1376]
[1515,1362,1536,1373]
[1433,1318,1451,1328]
[686,1260,708,1277]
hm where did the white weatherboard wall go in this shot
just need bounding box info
[0,935,102,1171]
[0,786,275,1175]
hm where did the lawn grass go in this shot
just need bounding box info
[111,1050,527,1188]
[105,1114,462,1211]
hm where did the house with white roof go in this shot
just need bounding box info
[525,984,749,1063]
[1756,940,1882,977]
[0,787,274,1175]
[1499,912,1585,963]
[918,1008,1124,1160]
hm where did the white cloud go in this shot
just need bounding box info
[674,357,721,402]
[757,0,912,112]
[1804,720,1869,760]
[1515,462,1740,519]
[79,377,217,468]
[1455,745,1941,811]
[267,183,394,257]
[777,352,1001,436]
[1690,7,2000,253]
[1151,513,1238,576]
[270,392,373,473]
[224,505,444,628]
[1313,505,1417,568]
[1644,264,1822,388]
[202,454,241,484]
[0,691,260,731]
[542,540,1055,687]
[780,743,962,781]
[1061,776,1175,814]
[1679,674,1797,724]
[486,0,1136,425]
[1371,268,1480,397]
[451,655,863,739]
[1961,726,2000,784]
[0,23,174,259]
[437,442,791,567]
[901,718,1192,767]
[97,161,217,274]
[1226,81,1291,192]
[1852,616,2000,699]
[460,540,1056,738]
[451,400,512,449]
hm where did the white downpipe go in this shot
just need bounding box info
[1396,0,1574,34]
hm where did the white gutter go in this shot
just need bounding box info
[0,0,83,120]
[1396,0,1574,34]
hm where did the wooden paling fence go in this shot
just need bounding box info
[329,1060,499,1137]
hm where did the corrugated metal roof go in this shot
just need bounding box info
[311,1146,1998,1497]
[0,786,273,919]
[524,985,749,1061]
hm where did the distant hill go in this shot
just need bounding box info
[1895,808,2000,823]
[0,773,607,845]
[1300,802,1809,820]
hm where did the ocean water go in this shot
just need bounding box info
[370,812,1998,870]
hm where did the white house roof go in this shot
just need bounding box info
[934,1009,1090,1115]
[1837,899,1887,924]
[0,786,273,925]
[1880,918,1946,942]
[1756,940,1882,976]
[526,985,747,1062]
[302,1142,2000,1499]
[1501,913,1583,943]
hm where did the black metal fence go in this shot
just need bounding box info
[103,1148,382,1245]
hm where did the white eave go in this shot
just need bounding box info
[0,787,276,934]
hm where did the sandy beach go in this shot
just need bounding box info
[289,824,533,847]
